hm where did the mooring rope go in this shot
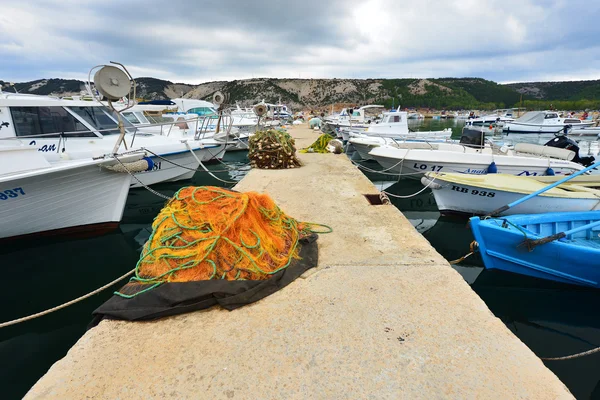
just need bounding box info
[141,148,234,173]
[381,176,437,199]
[183,143,239,185]
[114,156,173,200]
[351,159,424,177]
[350,156,408,174]
[448,241,479,265]
[0,268,135,329]
[542,346,600,361]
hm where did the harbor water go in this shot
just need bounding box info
[3,124,600,399]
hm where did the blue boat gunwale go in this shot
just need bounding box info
[469,211,600,288]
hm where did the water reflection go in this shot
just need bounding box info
[0,151,250,399]
[472,271,600,400]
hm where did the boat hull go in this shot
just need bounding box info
[371,154,580,180]
[351,141,377,160]
[504,121,595,134]
[425,176,600,216]
[132,146,225,187]
[470,212,600,288]
[369,147,583,180]
[0,164,132,239]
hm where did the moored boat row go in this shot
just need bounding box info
[0,64,270,241]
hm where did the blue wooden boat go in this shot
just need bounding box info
[469,212,600,288]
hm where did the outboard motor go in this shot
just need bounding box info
[544,128,595,166]
[459,126,485,149]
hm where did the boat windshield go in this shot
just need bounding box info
[122,111,141,124]
[9,106,94,138]
[186,107,217,117]
[68,106,135,135]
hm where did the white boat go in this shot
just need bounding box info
[325,105,385,131]
[350,134,454,161]
[0,145,141,239]
[566,125,600,137]
[503,111,595,134]
[343,110,451,142]
[368,141,586,180]
[0,93,227,187]
[465,114,514,127]
[125,100,252,151]
[347,111,453,159]
[407,112,424,120]
[423,172,600,216]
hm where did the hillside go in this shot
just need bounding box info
[2,76,599,110]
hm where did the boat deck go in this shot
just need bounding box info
[25,125,573,399]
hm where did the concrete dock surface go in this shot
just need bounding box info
[26,125,572,399]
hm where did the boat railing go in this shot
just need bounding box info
[0,113,237,152]
[133,113,236,141]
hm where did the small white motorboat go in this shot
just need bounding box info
[566,125,600,137]
[324,105,385,131]
[503,111,595,134]
[119,102,251,152]
[368,129,588,180]
[423,172,600,216]
[344,110,450,141]
[346,111,452,159]
[349,132,453,160]
[0,145,142,239]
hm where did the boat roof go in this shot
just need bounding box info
[0,93,107,107]
[358,105,385,110]
[514,111,548,124]
[170,98,216,109]
[382,110,408,116]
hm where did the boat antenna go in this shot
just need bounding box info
[87,62,136,154]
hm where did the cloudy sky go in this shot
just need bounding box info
[1,0,598,84]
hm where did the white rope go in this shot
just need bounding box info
[382,177,437,199]
[183,142,238,185]
[352,159,424,176]
[0,268,135,329]
[352,153,408,173]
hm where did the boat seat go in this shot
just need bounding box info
[560,184,600,196]
[514,143,575,161]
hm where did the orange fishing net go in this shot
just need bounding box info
[117,186,323,297]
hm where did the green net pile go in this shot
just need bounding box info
[249,129,302,169]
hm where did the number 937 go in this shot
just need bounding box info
[0,187,26,200]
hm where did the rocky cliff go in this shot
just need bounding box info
[2,76,598,110]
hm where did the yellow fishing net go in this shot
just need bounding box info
[300,133,337,153]
[116,186,330,298]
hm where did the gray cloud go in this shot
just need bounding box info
[0,0,599,83]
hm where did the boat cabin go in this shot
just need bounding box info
[0,93,143,158]
[364,111,409,136]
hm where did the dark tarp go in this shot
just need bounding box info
[90,234,318,326]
